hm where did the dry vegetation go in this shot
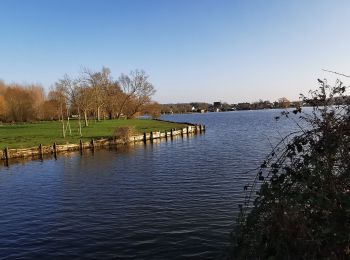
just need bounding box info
[0,68,161,125]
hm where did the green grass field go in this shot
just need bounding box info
[0,119,186,149]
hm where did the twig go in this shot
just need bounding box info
[322,69,350,78]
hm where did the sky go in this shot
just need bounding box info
[0,0,349,103]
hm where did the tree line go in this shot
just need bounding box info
[0,68,160,126]
[161,95,350,114]
[160,98,296,114]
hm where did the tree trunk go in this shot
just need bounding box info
[78,107,82,137]
[67,117,72,136]
[61,105,65,138]
[97,106,101,121]
[116,95,131,119]
[129,102,143,119]
[84,110,89,127]
[62,118,65,138]
[66,109,72,135]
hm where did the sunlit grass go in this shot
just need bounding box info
[0,119,186,149]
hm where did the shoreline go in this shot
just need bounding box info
[1,123,205,163]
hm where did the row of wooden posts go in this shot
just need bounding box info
[147,124,205,141]
[2,124,206,163]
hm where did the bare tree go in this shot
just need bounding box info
[0,67,159,124]
[55,75,83,136]
[75,85,94,127]
[117,70,155,118]
[0,82,10,121]
[48,85,67,137]
[0,82,45,122]
[82,67,112,121]
[278,97,291,108]
[104,82,124,119]
[40,99,59,120]
[4,86,36,122]
[27,84,45,120]
[0,94,6,120]
[141,101,161,118]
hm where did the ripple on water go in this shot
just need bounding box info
[0,110,299,259]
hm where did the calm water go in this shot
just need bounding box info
[0,110,299,259]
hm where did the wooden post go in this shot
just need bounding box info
[170,129,174,138]
[150,131,154,142]
[4,147,9,161]
[199,125,203,133]
[79,139,83,155]
[90,139,95,155]
[39,144,43,159]
[53,142,57,158]
[143,132,147,143]
[186,126,189,135]
[165,130,168,140]
[4,147,9,167]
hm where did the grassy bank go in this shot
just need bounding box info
[0,119,186,149]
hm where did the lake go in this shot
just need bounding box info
[0,110,301,259]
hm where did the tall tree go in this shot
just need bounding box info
[117,70,155,118]
[104,82,124,119]
[0,81,7,120]
[278,97,291,108]
[4,85,36,122]
[75,85,94,127]
[48,83,69,137]
[82,67,112,121]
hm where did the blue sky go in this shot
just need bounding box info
[0,0,349,103]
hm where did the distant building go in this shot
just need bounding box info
[213,102,222,112]
[213,102,221,108]
[236,102,251,110]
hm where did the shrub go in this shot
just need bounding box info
[230,79,350,259]
[113,126,136,143]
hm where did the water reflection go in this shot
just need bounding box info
[0,134,195,169]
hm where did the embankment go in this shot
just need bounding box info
[1,124,205,162]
